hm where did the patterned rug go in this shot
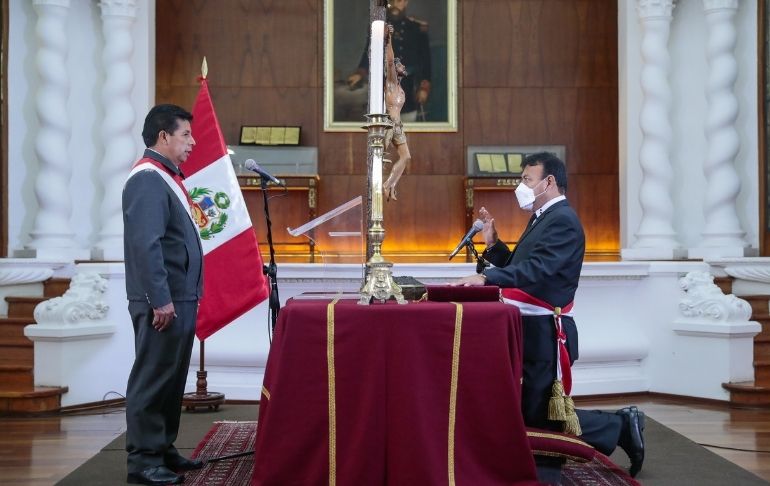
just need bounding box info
[185,421,257,486]
[186,421,641,485]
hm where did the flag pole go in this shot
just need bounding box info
[182,56,225,413]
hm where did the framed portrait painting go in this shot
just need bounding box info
[324,0,458,132]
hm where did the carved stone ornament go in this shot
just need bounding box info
[34,272,109,325]
[678,271,751,321]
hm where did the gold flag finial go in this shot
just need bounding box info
[201,57,208,79]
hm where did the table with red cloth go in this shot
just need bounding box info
[251,298,540,486]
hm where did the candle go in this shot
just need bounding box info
[368,20,385,114]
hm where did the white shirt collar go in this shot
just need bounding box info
[535,195,566,218]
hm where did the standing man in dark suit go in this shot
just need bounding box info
[123,104,204,485]
[454,153,645,479]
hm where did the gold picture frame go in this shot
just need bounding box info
[323,0,458,132]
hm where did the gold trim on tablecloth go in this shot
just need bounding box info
[261,386,271,401]
[448,302,463,486]
[327,298,340,486]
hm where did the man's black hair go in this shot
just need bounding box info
[141,104,193,148]
[521,152,567,194]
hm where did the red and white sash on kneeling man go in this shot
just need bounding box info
[501,287,581,435]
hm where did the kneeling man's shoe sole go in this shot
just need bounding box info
[127,465,185,485]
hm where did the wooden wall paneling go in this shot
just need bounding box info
[463,88,553,145]
[317,133,370,175]
[571,88,619,174]
[568,174,620,252]
[462,0,617,89]
[380,175,466,255]
[396,133,466,176]
[463,0,547,88]
[210,87,320,146]
[573,1,618,87]
[157,0,319,89]
[156,0,621,260]
[318,131,466,177]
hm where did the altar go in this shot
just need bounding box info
[251,297,540,485]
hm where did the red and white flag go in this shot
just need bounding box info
[182,77,269,340]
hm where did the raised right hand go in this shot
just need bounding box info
[479,207,498,247]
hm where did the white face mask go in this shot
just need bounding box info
[515,178,547,211]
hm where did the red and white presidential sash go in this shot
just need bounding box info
[501,288,575,395]
[127,158,196,227]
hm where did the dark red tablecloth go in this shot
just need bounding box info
[252,299,539,486]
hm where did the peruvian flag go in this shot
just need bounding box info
[181,77,269,340]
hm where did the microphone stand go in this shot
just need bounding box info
[260,177,280,335]
[468,243,490,275]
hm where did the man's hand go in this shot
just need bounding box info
[347,73,363,89]
[450,274,486,287]
[479,207,498,247]
[152,302,176,331]
[416,88,429,105]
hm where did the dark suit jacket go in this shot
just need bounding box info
[482,199,584,362]
[123,149,204,307]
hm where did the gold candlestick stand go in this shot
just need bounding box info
[359,113,406,305]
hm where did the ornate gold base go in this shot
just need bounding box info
[359,259,407,305]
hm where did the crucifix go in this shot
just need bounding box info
[359,0,406,305]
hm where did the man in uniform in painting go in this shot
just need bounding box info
[347,0,431,122]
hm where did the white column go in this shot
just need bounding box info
[688,0,750,259]
[23,0,88,260]
[93,0,137,260]
[622,0,685,260]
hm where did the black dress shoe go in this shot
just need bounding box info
[616,406,645,478]
[127,465,184,485]
[166,454,205,471]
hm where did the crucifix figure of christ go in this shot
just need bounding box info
[383,24,412,202]
[359,4,406,305]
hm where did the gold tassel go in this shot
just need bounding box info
[562,395,582,436]
[548,380,566,421]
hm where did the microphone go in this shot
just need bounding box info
[448,219,485,260]
[244,159,285,187]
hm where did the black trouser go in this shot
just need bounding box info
[520,315,622,456]
[125,300,197,473]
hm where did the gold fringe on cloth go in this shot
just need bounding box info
[326,298,340,486]
[447,302,463,486]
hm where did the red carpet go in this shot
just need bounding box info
[186,421,641,485]
[185,421,256,486]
